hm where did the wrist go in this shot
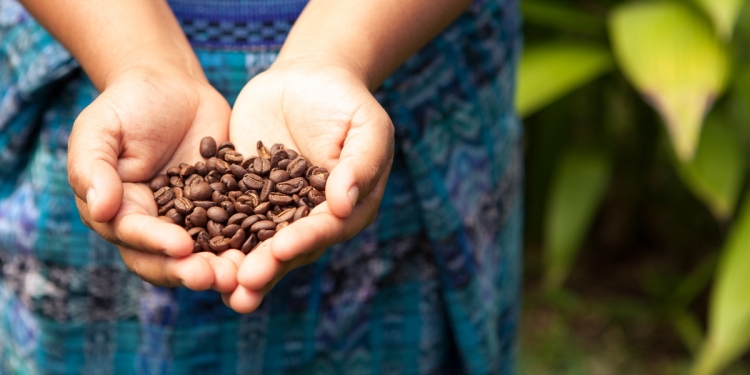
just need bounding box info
[271,53,374,91]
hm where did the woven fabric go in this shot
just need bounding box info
[0,0,523,374]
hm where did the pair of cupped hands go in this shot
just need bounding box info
[68,58,394,313]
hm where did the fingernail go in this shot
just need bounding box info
[86,188,97,209]
[347,186,359,209]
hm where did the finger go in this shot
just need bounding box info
[225,285,264,314]
[325,99,394,219]
[196,252,239,293]
[270,172,388,262]
[118,246,214,290]
[236,240,284,290]
[67,97,125,223]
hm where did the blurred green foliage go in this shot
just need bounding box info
[517,0,750,373]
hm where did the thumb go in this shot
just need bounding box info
[67,97,124,223]
[326,101,394,219]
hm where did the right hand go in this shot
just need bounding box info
[67,67,244,294]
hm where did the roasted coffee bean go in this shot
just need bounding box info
[241,215,264,231]
[220,174,238,191]
[241,234,258,254]
[166,208,185,225]
[230,164,246,179]
[241,156,256,170]
[276,177,306,194]
[227,190,243,201]
[294,205,309,221]
[286,149,298,160]
[287,156,307,178]
[172,187,184,199]
[277,159,291,170]
[257,140,271,159]
[210,182,227,194]
[205,170,221,183]
[273,207,295,223]
[197,231,211,252]
[154,187,174,206]
[200,137,217,158]
[250,220,276,233]
[166,166,181,177]
[158,199,175,215]
[187,207,208,228]
[218,141,235,151]
[193,200,217,209]
[237,179,249,192]
[185,182,212,201]
[205,157,217,172]
[207,206,228,223]
[230,229,246,250]
[309,189,326,206]
[299,185,313,197]
[212,190,227,203]
[209,236,231,252]
[268,192,293,206]
[224,150,244,164]
[309,173,327,191]
[228,213,248,226]
[215,159,230,174]
[169,176,185,188]
[220,200,236,216]
[242,173,264,190]
[270,143,284,154]
[195,161,208,176]
[257,229,275,241]
[184,174,202,186]
[222,224,240,238]
[180,165,196,179]
[150,174,170,191]
[207,220,224,238]
[260,179,273,202]
[269,169,290,183]
[253,201,270,214]
[253,158,271,176]
[187,227,206,239]
[174,197,195,215]
[235,200,254,215]
[270,149,288,168]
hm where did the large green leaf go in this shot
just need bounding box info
[521,0,605,36]
[544,149,612,290]
[678,113,746,220]
[516,43,613,118]
[692,0,746,40]
[692,192,750,375]
[609,2,730,161]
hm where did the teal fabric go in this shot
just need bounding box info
[0,0,523,373]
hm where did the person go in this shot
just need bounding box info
[0,0,523,373]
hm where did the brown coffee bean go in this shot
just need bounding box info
[220,174,238,191]
[170,176,185,188]
[260,179,274,202]
[270,149,289,168]
[294,205,309,221]
[193,200,217,209]
[268,192,293,206]
[224,150,244,164]
[253,201,270,214]
[195,161,208,176]
[212,190,228,203]
[241,234,258,254]
[241,215,264,232]
[150,174,170,191]
[207,220,224,238]
[276,177,306,194]
[309,174,327,191]
[269,169,290,183]
[230,164,246,179]
[154,187,174,206]
[218,141,235,151]
[241,156,256,170]
[205,157,217,172]
[222,224,240,238]
[207,206,228,223]
[184,174,202,186]
[209,236,231,252]
[250,220,276,233]
[299,185,313,197]
[215,159,230,174]
[287,156,307,178]
[309,189,326,206]
[187,227,206,240]
[200,137,217,158]
[197,231,211,252]
[257,140,271,159]
[242,173,264,190]
[185,182,212,201]
[205,170,221,183]
[235,200,254,215]
[253,158,271,176]
[166,208,184,225]
[270,143,284,154]
[227,191,243,201]
[174,197,195,214]
[210,182,227,194]
[166,166,181,177]
[286,149,298,160]
[220,200,236,216]
[187,207,208,228]
[277,159,291,170]
[257,229,275,241]
[172,187,184,200]
[228,213,248,226]
[180,165,196,179]
[273,207,296,223]
[230,229,246,250]
[158,199,175,215]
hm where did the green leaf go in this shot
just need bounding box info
[521,0,606,36]
[692,193,750,375]
[692,0,746,40]
[609,2,730,161]
[516,43,613,118]
[543,149,612,290]
[677,113,746,220]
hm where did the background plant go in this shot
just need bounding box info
[517,0,750,374]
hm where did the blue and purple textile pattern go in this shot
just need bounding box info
[0,0,523,373]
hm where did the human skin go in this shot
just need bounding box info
[19,0,473,313]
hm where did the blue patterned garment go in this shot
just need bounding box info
[0,0,523,374]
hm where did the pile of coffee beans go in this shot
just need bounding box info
[150,137,328,254]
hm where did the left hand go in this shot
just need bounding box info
[222,58,394,313]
